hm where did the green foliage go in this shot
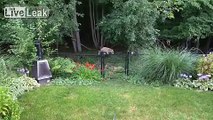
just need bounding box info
[0,56,39,99]
[48,57,76,78]
[193,79,213,91]
[43,0,79,38]
[175,79,213,91]
[158,0,213,41]
[35,19,61,56]
[0,0,77,65]
[100,0,159,48]
[0,56,18,83]
[0,58,9,80]
[1,20,36,67]
[134,47,197,84]
[0,18,62,68]
[72,65,102,81]
[6,76,40,99]
[0,87,20,120]
[49,57,101,81]
[174,78,194,90]
[154,0,183,20]
[196,53,213,75]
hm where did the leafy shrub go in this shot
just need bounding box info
[0,87,20,120]
[196,53,213,76]
[134,48,197,84]
[2,20,36,67]
[48,57,76,78]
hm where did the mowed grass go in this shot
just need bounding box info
[19,80,213,120]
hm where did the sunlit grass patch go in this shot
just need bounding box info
[19,82,213,120]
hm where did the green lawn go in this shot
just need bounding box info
[19,80,213,120]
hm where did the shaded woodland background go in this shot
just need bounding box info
[0,0,212,54]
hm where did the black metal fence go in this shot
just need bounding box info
[59,51,139,78]
[58,50,210,79]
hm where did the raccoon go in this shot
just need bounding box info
[98,47,114,55]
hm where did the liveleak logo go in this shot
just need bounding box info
[4,6,49,18]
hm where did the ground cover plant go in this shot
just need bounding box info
[19,79,213,120]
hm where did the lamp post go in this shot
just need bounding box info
[35,38,43,60]
[32,37,52,84]
[100,52,106,78]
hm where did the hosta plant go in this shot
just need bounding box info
[192,79,213,91]
[174,75,213,91]
[6,76,40,99]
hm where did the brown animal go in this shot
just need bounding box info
[98,47,114,55]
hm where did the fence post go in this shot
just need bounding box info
[100,52,106,78]
[125,51,130,76]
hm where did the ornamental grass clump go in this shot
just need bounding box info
[136,47,197,84]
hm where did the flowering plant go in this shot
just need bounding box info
[197,74,211,80]
[85,62,96,70]
[71,62,101,81]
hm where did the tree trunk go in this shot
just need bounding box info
[89,0,97,48]
[92,0,98,47]
[72,3,82,52]
[205,37,211,53]
[96,4,100,46]
[75,30,82,52]
[196,39,200,53]
[89,0,100,49]
[100,5,104,48]
[72,34,77,52]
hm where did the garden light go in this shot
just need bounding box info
[32,38,52,84]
